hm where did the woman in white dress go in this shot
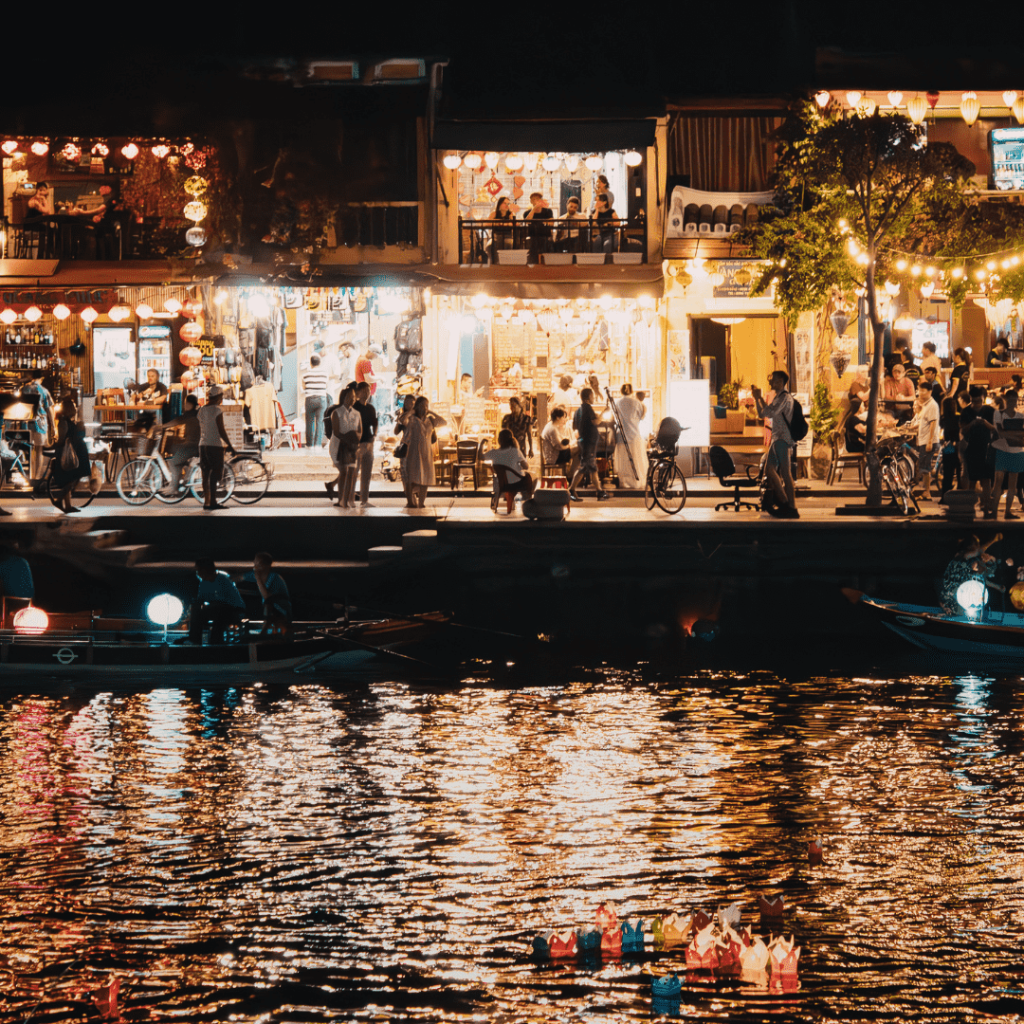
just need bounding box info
[613,383,648,489]
[329,386,362,508]
[404,396,436,508]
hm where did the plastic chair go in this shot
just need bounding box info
[271,401,302,449]
[450,439,480,490]
[491,465,528,514]
[708,445,761,511]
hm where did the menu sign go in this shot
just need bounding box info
[712,261,757,299]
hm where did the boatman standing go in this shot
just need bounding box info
[185,558,245,644]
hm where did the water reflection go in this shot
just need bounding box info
[1,671,1023,1021]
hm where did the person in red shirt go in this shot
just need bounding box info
[355,350,377,396]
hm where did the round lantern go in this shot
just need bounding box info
[147,593,184,628]
[164,297,182,314]
[0,309,16,325]
[179,322,202,345]
[182,298,203,320]
[31,141,49,156]
[24,306,42,322]
[121,142,139,159]
[80,306,99,324]
[1009,581,1024,611]
[52,304,71,321]
[135,302,153,320]
[179,344,203,366]
[183,201,207,223]
[184,175,208,196]
[14,606,49,635]
[108,304,131,323]
[185,227,207,247]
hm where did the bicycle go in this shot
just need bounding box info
[877,434,920,516]
[116,447,235,506]
[644,445,688,514]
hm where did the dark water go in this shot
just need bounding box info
[2,670,1024,1023]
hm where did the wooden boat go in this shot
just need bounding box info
[844,588,1024,663]
[0,611,452,681]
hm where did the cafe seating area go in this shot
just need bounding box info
[458,216,646,266]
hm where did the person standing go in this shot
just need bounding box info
[353,381,378,507]
[919,341,942,375]
[990,389,1024,519]
[329,386,362,509]
[404,396,436,508]
[51,397,91,514]
[752,370,798,518]
[501,396,533,458]
[612,383,648,489]
[20,368,54,484]
[910,379,940,501]
[302,354,330,448]
[355,347,378,396]
[197,386,238,511]
[988,336,1012,368]
[960,386,997,519]
[186,558,244,644]
[590,174,615,213]
[568,388,608,502]
[0,543,33,617]
[946,347,972,402]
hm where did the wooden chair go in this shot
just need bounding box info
[826,432,865,485]
[490,465,528,514]
[708,445,761,512]
[450,439,480,490]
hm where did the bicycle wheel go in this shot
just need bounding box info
[643,466,659,510]
[49,464,100,510]
[152,461,192,504]
[881,459,914,516]
[188,462,236,504]
[229,456,271,504]
[653,461,687,515]
[116,459,158,505]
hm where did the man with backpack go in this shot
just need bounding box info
[752,370,802,519]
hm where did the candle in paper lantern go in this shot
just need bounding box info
[179,344,203,367]
[179,322,202,344]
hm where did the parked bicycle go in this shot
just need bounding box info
[877,433,920,516]
[644,421,689,515]
[116,441,270,506]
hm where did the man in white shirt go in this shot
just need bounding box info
[919,342,942,375]
[910,379,940,500]
[540,408,577,480]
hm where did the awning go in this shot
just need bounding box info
[0,259,195,289]
[417,264,664,300]
[432,120,656,152]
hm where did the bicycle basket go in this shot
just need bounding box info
[129,435,157,457]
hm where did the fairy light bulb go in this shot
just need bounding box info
[895,259,908,271]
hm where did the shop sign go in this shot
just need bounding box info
[197,337,215,358]
[139,325,171,339]
[711,261,758,300]
[0,288,117,312]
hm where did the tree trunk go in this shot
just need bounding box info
[864,252,885,506]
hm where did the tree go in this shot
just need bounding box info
[742,102,983,504]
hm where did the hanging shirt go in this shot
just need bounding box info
[245,383,276,431]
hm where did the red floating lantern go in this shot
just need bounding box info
[182,298,203,319]
[179,344,203,367]
[179,322,202,344]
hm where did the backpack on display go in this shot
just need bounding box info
[787,399,809,442]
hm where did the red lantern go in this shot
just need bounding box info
[926,90,940,109]
[182,298,203,320]
[179,344,203,367]
[179,322,202,344]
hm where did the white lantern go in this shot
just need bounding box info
[442,153,462,170]
[80,306,98,324]
[1003,91,1019,109]
[887,90,903,108]
[585,154,603,171]
[564,154,580,173]
[484,151,499,169]
[462,152,483,171]
[907,95,928,124]
[960,92,980,127]
[121,142,139,159]
[504,153,523,171]
[24,306,42,322]
[845,90,862,107]
[135,302,154,319]
[624,149,643,166]
[52,304,71,321]
[522,152,540,172]
[542,154,560,172]
[814,90,831,108]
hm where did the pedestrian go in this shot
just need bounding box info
[302,353,330,448]
[501,396,533,458]
[612,383,648,489]
[353,381,378,507]
[329,385,362,509]
[51,397,92,514]
[568,388,609,502]
[946,347,971,402]
[197,386,238,511]
[20,368,54,485]
[185,558,245,645]
[395,395,417,507]
[234,552,292,636]
[960,386,997,518]
[910,380,940,501]
[752,370,799,518]
[404,396,436,508]
[990,389,1024,520]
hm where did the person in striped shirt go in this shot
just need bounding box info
[302,354,330,447]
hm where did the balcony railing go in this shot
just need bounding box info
[458,216,647,266]
[335,202,421,249]
[3,214,189,261]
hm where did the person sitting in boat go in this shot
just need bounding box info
[234,552,291,637]
[938,534,1003,615]
[0,542,33,622]
[186,558,245,644]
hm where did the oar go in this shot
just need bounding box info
[346,604,536,644]
[309,628,446,673]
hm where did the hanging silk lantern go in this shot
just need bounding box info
[182,298,203,319]
[24,306,42,322]
[814,90,831,109]
[62,142,81,162]
[504,153,523,171]
[484,151,499,169]
[164,297,182,314]
[184,200,207,223]
[542,154,560,171]
[887,91,903,108]
[185,226,207,246]
[1013,96,1024,125]
[92,142,109,157]
[845,91,862,107]
[107,304,132,322]
[907,95,928,124]
[960,92,980,127]
[927,91,940,109]
[151,144,170,158]
[564,154,580,173]
[52,304,71,321]
[121,142,139,159]
[831,350,851,377]
[80,307,98,324]
[179,344,203,367]
[624,149,643,166]
[184,175,208,196]
[179,322,202,344]
[30,141,49,156]
[1,140,18,155]
[0,308,16,324]
[585,154,603,171]
[462,152,482,171]
[442,153,462,169]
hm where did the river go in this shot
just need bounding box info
[2,670,1023,1022]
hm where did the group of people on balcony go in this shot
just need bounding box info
[22,182,131,259]
[488,176,625,263]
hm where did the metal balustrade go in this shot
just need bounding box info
[457,216,647,265]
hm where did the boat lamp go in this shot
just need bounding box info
[14,606,49,634]
[955,580,988,621]
[147,594,184,641]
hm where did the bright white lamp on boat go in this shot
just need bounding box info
[956,580,988,620]
[14,606,49,635]
[147,594,184,640]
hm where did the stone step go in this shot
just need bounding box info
[402,529,438,552]
[367,545,403,565]
[104,544,157,568]
[84,529,129,550]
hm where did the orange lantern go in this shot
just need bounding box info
[14,606,49,634]
[182,298,203,320]
[179,322,202,344]
[1010,581,1024,611]
[179,344,203,367]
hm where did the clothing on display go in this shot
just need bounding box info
[245,382,277,431]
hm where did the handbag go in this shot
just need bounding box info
[393,441,408,459]
[59,440,79,473]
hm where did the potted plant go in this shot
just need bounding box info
[808,380,840,479]
[718,379,741,410]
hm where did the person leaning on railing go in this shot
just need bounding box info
[592,194,618,254]
[489,196,514,264]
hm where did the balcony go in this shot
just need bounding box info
[457,215,647,266]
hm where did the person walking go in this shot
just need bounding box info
[329,386,362,509]
[197,386,238,511]
[568,388,608,502]
[20,369,54,485]
[752,370,798,518]
[394,394,417,507]
[302,354,330,448]
[51,397,92,514]
[404,396,436,508]
[353,382,378,507]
